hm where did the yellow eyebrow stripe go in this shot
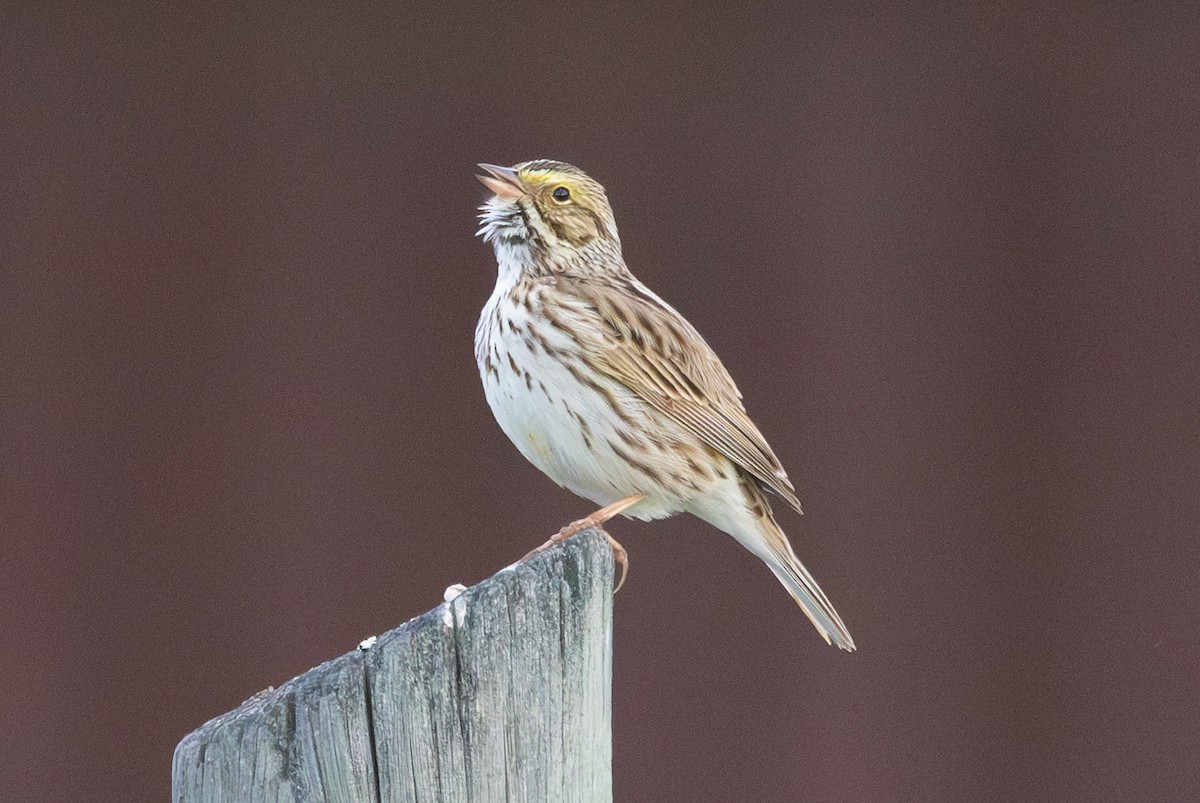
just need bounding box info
[519,170,571,187]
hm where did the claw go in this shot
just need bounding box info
[605,531,629,592]
[520,494,645,592]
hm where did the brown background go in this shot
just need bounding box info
[4,5,1199,802]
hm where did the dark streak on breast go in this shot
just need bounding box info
[566,362,639,430]
[608,439,664,487]
[543,307,581,345]
[483,355,499,381]
[684,453,713,482]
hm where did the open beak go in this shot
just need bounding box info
[476,163,526,200]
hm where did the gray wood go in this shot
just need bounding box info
[172,650,377,803]
[292,650,378,802]
[172,529,614,803]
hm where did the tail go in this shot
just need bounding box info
[760,520,856,651]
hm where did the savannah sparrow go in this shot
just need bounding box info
[474,160,855,651]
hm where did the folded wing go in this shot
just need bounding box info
[556,275,804,515]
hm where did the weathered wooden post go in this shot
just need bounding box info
[172,530,614,802]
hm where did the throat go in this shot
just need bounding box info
[491,238,537,283]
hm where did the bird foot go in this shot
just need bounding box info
[521,494,645,592]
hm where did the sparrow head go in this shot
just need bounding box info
[476,161,620,260]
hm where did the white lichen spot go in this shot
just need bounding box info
[357,635,377,651]
[443,583,468,603]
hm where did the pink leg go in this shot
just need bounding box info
[522,494,645,592]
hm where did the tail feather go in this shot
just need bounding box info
[765,543,856,651]
[693,480,856,651]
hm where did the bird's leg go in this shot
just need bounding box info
[522,494,645,592]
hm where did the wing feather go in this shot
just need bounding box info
[556,275,804,515]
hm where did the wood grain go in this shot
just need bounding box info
[172,530,614,802]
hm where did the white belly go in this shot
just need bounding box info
[476,285,684,521]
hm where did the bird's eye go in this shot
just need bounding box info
[552,186,571,202]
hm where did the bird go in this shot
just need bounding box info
[474,160,855,651]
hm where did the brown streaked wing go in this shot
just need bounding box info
[554,275,804,515]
